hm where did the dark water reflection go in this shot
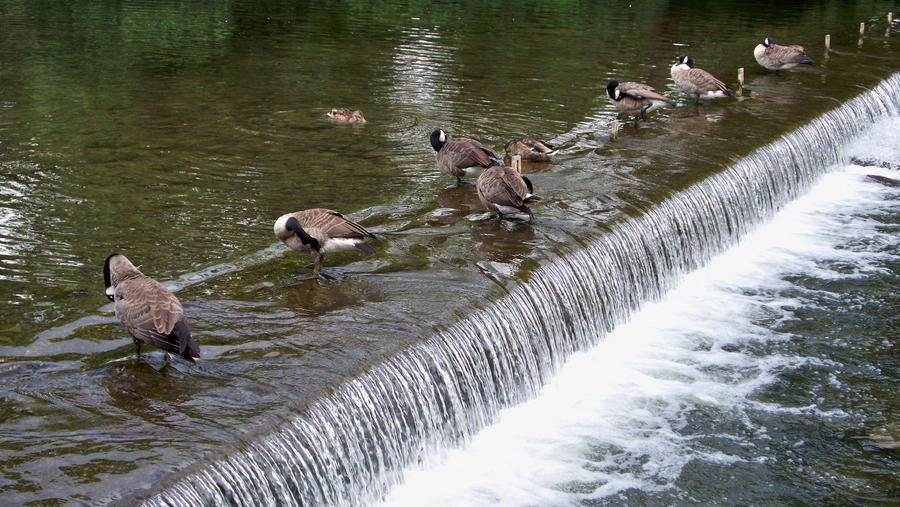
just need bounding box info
[0,0,898,502]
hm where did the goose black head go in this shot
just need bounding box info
[677,54,694,68]
[763,36,774,47]
[104,253,118,301]
[606,79,620,100]
[429,129,447,152]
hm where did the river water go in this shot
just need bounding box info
[0,0,898,504]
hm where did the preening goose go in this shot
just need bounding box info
[430,129,502,184]
[606,79,675,121]
[670,55,733,104]
[274,208,376,279]
[754,37,813,71]
[476,166,542,221]
[504,136,558,162]
[326,108,366,123]
[104,253,199,363]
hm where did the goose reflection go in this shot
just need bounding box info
[100,363,190,422]
[473,219,538,264]
[744,74,803,105]
[283,280,364,316]
[429,185,484,227]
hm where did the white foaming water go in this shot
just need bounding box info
[380,118,900,506]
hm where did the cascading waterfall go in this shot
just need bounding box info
[145,73,900,507]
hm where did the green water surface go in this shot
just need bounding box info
[0,0,897,503]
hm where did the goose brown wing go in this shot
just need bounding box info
[480,167,527,208]
[773,44,810,64]
[443,138,500,168]
[299,209,374,239]
[689,68,730,93]
[115,278,196,359]
[619,82,672,102]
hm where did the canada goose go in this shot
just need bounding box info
[754,37,813,72]
[476,166,542,221]
[430,129,502,184]
[326,108,366,123]
[104,253,199,363]
[274,208,376,279]
[606,79,675,121]
[504,136,558,162]
[670,55,733,104]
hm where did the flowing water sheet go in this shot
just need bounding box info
[380,117,900,505]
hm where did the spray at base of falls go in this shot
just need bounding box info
[144,74,900,506]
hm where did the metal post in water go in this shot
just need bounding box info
[860,21,866,34]
[611,119,619,140]
[511,155,522,174]
[825,33,831,49]
[889,12,893,24]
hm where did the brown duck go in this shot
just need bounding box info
[504,136,558,162]
[326,108,366,123]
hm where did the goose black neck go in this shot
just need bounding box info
[523,175,534,194]
[606,79,619,99]
[286,217,321,251]
[429,130,445,152]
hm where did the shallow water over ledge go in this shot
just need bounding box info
[0,0,899,504]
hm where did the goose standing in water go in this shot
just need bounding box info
[606,79,675,121]
[326,108,366,123]
[754,37,813,72]
[504,136,558,162]
[430,129,502,184]
[104,253,200,363]
[670,55,733,104]
[274,208,376,279]
[476,166,542,221]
